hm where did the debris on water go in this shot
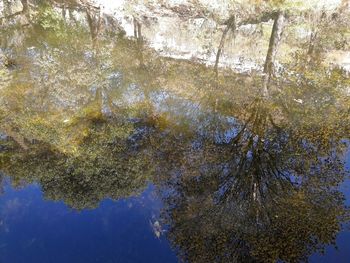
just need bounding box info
[150,220,163,238]
[293,98,303,104]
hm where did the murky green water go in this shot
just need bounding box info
[0,1,350,262]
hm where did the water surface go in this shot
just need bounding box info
[0,1,350,262]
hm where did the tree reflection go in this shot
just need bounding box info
[159,97,349,263]
[1,116,155,209]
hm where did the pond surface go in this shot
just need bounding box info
[1,1,350,262]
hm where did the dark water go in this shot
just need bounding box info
[0,154,349,263]
[0,183,178,263]
[1,1,350,262]
[310,149,350,263]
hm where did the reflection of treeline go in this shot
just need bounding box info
[0,0,125,58]
[1,0,350,110]
[0,0,349,212]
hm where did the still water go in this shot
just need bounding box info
[1,1,350,262]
